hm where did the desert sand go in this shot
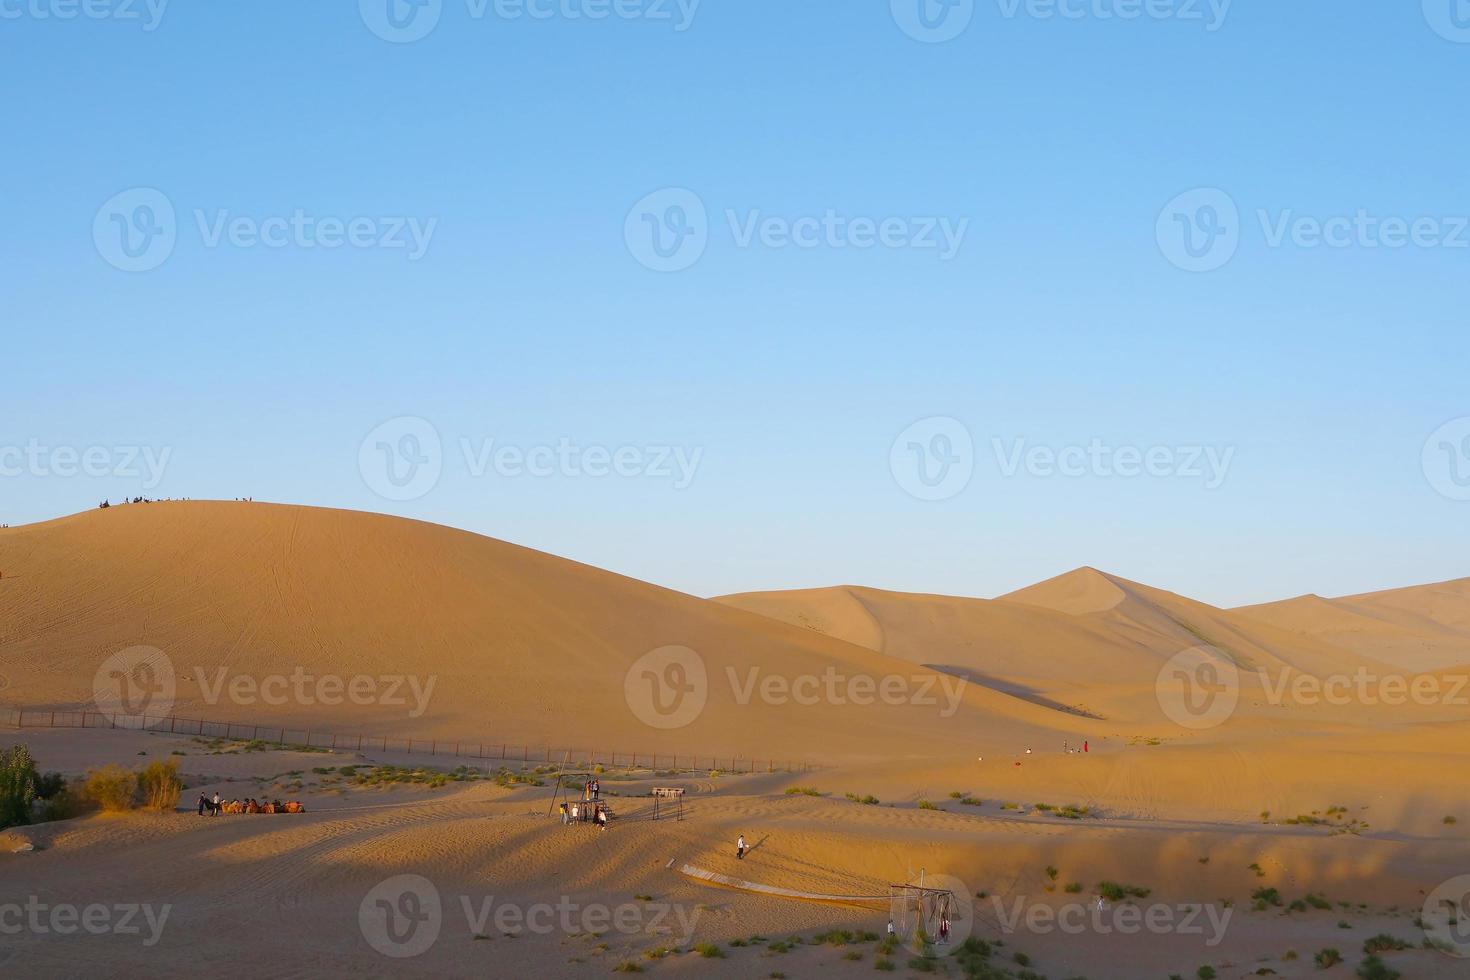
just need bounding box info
[3,502,1467,978]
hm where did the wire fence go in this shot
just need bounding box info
[0,706,820,774]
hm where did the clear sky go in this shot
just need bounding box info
[3,1,1469,607]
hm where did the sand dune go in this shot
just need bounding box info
[4,504,1470,978]
[0,503,1073,766]
[1235,577,1470,672]
[718,568,1463,727]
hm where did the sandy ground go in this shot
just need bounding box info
[2,730,1467,979]
[3,503,1470,977]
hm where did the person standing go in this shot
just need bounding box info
[559,802,569,826]
[211,791,221,817]
[197,793,207,816]
[737,834,747,860]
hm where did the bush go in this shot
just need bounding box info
[34,771,66,800]
[0,745,40,829]
[84,765,138,812]
[1355,954,1399,980]
[139,759,182,812]
[1361,934,1409,955]
[1315,948,1342,968]
[1252,887,1282,908]
[693,942,724,958]
[40,786,91,822]
[1098,881,1151,902]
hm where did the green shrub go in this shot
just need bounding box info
[1098,881,1151,902]
[0,745,40,829]
[1252,887,1282,908]
[693,942,724,958]
[1315,948,1342,968]
[34,770,66,800]
[1355,954,1399,980]
[40,786,90,822]
[1361,934,1409,955]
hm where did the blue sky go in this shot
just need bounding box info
[3,1,1469,607]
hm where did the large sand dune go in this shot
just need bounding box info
[719,568,1466,727]
[4,503,1470,977]
[0,502,1072,766]
[1235,578,1470,671]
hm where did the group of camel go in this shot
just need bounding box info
[203,796,305,815]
